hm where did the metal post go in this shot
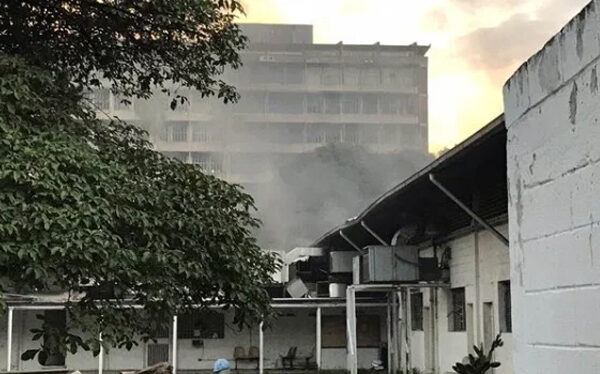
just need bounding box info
[316,307,322,369]
[258,323,264,373]
[386,294,392,374]
[339,230,365,254]
[406,289,412,373]
[360,221,389,246]
[429,174,509,246]
[7,307,13,372]
[172,315,178,374]
[346,287,358,374]
[391,292,399,373]
[98,333,103,374]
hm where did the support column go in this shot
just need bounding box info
[406,289,412,373]
[259,321,264,374]
[172,315,178,374]
[346,287,358,374]
[386,294,392,374]
[316,307,322,369]
[391,292,399,373]
[98,333,104,374]
[6,307,13,372]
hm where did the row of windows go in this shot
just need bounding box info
[156,122,423,147]
[88,89,424,119]
[228,64,423,89]
[237,93,420,116]
[410,281,511,334]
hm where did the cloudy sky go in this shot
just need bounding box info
[240,0,590,153]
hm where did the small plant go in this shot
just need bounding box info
[452,334,503,374]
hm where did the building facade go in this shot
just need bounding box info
[504,1,600,372]
[90,24,429,185]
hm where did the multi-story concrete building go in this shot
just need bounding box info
[90,24,429,185]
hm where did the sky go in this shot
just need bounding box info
[239,0,590,153]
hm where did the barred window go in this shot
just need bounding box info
[177,311,224,339]
[449,287,466,332]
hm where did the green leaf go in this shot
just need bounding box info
[21,349,38,361]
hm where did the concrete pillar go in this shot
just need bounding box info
[316,307,322,369]
[172,315,178,374]
[259,321,264,374]
[346,287,357,374]
[6,307,13,372]
[98,333,103,374]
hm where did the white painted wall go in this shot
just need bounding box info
[0,307,388,372]
[503,1,600,373]
[409,225,513,374]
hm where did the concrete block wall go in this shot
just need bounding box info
[503,1,600,372]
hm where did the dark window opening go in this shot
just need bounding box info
[39,310,67,366]
[449,287,466,332]
[411,292,424,331]
[499,280,512,333]
[178,311,225,339]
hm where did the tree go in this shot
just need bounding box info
[0,0,278,361]
[0,0,246,104]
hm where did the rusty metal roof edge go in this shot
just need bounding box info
[311,113,506,248]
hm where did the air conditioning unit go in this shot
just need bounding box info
[330,251,356,273]
[361,245,420,283]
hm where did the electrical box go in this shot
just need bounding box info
[330,251,356,273]
[361,245,420,283]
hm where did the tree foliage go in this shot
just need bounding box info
[452,334,503,374]
[0,0,279,361]
[0,0,246,104]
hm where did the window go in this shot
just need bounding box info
[170,123,188,142]
[113,95,132,111]
[178,311,225,339]
[343,124,360,144]
[360,124,380,144]
[40,311,66,366]
[90,89,111,111]
[381,124,399,144]
[285,65,305,84]
[498,281,512,333]
[322,67,341,85]
[325,124,342,143]
[343,67,360,86]
[324,94,340,114]
[163,152,188,163]
[147,344,169,367]
[449,287,466,331]
[306,65,322,85]
[306,94,323,114]
[411,292,424,331]
[191,153,222,174]
[362,95,378,114]
[268,93,304,114]
[360,67,380,85]
[341,94,360,114]
[307,124,326,143]
[380,95,401,115]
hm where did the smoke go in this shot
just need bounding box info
[249,145,431,249]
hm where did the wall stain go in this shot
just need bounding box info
[569,82,578,129]
[576,16,585,60]
[591,66,598,95]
